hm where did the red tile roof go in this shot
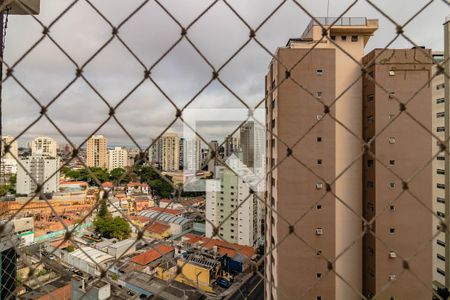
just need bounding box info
[60,181,88,186]
[127,182,149,187]
[145,222,170,235]
[131,244,174,266]
[102,182,113,188]
[150,207,183,216]
[183,234,255,258]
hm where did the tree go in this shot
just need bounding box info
[66,245,75,252]
[94,216,131,240]
[97,198,110,219]
[109,168,127,184]
[149,179,173,198]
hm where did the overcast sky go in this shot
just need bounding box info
[4,0,449,148]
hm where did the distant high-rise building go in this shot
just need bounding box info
[160,133,180,172]
[179,137,185,170]
[86,135,108,168]
[0,136,18,160]
[31,136,57,158]
[240,121,265,172]
[184,138,201,172]
[0,222,18,300]
[266,17,433,300]
[127,148,141,166]
[108,147,128,171]
[205,163,258,247]
[16,155,60,196]
[224,135,239,158]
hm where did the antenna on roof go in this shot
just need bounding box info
[327,0,330,20]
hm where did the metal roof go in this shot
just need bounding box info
[138,210,192,226]
[70,246,114,264]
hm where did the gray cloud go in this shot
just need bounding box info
[4,0,448,147]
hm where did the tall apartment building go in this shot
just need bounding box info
[160,133,180,172]
[86,135,108,168]
[240,121,265,173]
[265,17,434,300]
[16,155,60,195]
[108,147,128,171]
[224,135,239,158]
[362,49,432,299]
[184,138,202,172]
[31,136,57,157]
[265,18,378,299]
[148,138,161,165]
[179,137,185,170]
[0,136,19,178]
[205,163,258,247]
[431,51,446,288]
[0,136,18,160]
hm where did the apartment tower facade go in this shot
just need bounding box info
[108,147,129,171]
[362,49,432,299]
[86,135,108,168]
[265,18,378,300]
[160,132,180,172]
[31,136,57,158]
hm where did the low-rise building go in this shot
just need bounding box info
[125,244,174,274]
[126,182,149,196]
[106,238,136,259]
[65,247,114,277]
[144,222,171,240]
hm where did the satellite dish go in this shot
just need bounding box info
[4,0,40,15]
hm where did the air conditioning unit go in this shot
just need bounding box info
[388,274,397,281]
[315,228,323,236]
[389,251,397,259]
[4,0,40,15]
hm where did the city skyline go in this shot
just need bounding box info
[4,0,449,146]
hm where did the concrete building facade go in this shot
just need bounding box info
[160,133,180,172]
[362,48,432,299]
[184,138,202,172]
[205,165,258,247]
[31,136,57,158]
[108,146,128,171]
[17,155,60,196]
[86,135,108,168]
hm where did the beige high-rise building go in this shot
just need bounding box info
[1,136,18,160]
[266,17,433,300]
[362,48,432,299]
[31,136,57,158]
[86,135,108,168]
[431,51,446,289]
[160,133,180,172]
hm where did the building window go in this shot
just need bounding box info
[367,160,374,167]
[367,181,374,188]
[388,92,395,100]
[436,97,445,104]
[316,183,323,190]
[438,211,445,218]
[351,35,358,42]
[388,137,396,144]
[330,35,336,40]
[437,197,445,204]
[341,35,347,41]
[437,112,445,118]
[317,297,322,300]
[317,159,322,165]
[272,138,275,148]
[437,156,445,161]
[316,91,322,98]
[437,183,446,189]
[389,160,395,166]
[438,268,446,276]
[437,127,445,132]
[437,240,446,247]
[437,83,445,90]
[317,204,322,210]
[437,169,445,175]
[317,137,322,142]
[316,114,323,120]
[315,228,323,235]
[438,254,446,262]
[389,182,396,189]
[367,94,374,102]
[389,228,395,234]
[316,273,322,278]
[389,70,395,76]
[316,69,324,75]
[389,251,397,259]
[388,113,395,119]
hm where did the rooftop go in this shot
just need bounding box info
[150,207,184,216]
[182,234,256,258]
[138,210,192,226]
[69,246,114,264]
[131,244,174,266]
[107,238,135,249]
[145,222,171,235]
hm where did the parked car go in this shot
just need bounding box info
[216,278,231,289]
